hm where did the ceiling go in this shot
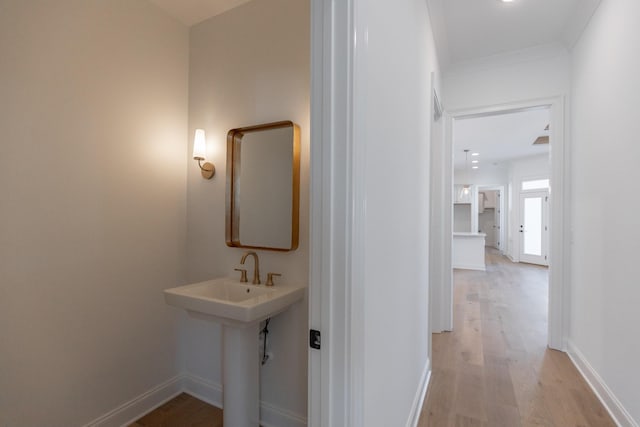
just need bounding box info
[147,0,251,26]
[148,0,602,63]
[453,108,550,171]
[427,0,602,68]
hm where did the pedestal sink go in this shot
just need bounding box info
[164,277,305,427]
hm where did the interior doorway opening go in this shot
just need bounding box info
[477,186,504,253]
[430,97,569,351]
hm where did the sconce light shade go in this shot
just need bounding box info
[192,129,214,179]
[193,129,207,160]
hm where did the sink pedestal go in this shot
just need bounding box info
[222,323,260,427]
[164,277,306,427]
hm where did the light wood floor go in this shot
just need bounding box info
[129,393,222,427]
[418,249,615,427]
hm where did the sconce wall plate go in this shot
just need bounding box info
[198,159,215,179]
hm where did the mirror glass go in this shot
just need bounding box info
[226,121,300,251]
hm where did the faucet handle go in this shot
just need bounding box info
[265,273,281,287]
[234,268,248,283]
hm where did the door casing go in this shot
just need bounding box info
[430,97,570,352]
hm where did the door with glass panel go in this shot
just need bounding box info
[519,190,549,266]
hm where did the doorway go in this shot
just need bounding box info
[477,186,504,253]
[433,97,569,351]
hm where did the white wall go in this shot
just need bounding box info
[454,165,508,187]
[184,0,310,421]
[569,0,640,424]
[444,44,571,111]
[355,0,439,424]
[453,204,472,233]
[0,1,189,426]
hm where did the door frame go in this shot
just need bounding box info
[477,185,505,253]
[435,97,570,351]
[309,1,360,426]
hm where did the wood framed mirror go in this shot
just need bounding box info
[226,121,300,251]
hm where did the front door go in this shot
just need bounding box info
[519,190,549,265]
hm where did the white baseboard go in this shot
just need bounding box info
[260,401,307,427]
[182,373,223,409]
[407,359,432,427]
[452,263,486,271]
[567,341,639,427]
[182,373,307,427]
[86,372,307,427]
[83,375,184,427]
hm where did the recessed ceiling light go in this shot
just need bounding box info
[471,152,480,156]
[472,160,479,164]
[472,166,479,169]
[501,0,515,3]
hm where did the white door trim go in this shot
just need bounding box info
[438,96,570,351]
[477,185,505,253]
[430,111,453,333]
[309,1,363,426]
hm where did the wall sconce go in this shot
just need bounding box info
[193,129,215,179]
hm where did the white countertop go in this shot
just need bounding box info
[453,232,487,237]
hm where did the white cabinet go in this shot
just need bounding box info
[478,191,497,211]
[484,191,497,208]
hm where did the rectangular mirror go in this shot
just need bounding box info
[226,121,300,251]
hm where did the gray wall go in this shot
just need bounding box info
[0,1,189,425]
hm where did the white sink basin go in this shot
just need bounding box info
[164,277,305,325]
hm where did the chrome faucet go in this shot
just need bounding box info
[240,251,261,284]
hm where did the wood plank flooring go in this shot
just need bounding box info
[129,393,222,427]
[418,249,615,427]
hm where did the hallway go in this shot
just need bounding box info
[419,250,615,426]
